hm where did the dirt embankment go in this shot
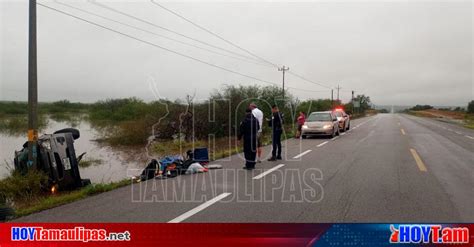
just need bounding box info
[409,109,474,129]
[414,109,465,119]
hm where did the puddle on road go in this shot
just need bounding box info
[0,115,146,183]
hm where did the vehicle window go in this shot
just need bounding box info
[307,113,332,121]
[334,111,343,117]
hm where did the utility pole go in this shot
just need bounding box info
[28,0,38,168]
[351,90,354,112]
[278,66,289,101]
[331,89,334,107]
[336,85,342,103]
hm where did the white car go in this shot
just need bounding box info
[301,111,340,138]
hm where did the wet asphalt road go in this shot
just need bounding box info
[16,114,474,223]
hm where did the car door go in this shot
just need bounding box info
[342,111,349,128]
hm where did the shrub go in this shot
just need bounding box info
[410,105,433,111]
[0,170,49,203]
[468,100,474,114]
[89,98,149,122]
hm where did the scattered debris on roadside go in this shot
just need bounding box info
[134,147,222,182]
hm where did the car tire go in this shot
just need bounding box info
[53,128,80,140]
[301,135,307,139]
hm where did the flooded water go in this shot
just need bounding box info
[0,115,147,183]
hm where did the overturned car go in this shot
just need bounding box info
[14,128,90,191]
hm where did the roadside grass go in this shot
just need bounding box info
[0,162,132,219]
[408,110,474,130]
[464,114,474,129]
[0,170,49,204]
[14,179,131,217]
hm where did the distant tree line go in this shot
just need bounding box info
[1,86,375,145]
[406,101,474,114]
[468,100,474,114]
[409,105,434,111]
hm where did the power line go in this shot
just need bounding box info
[88,0,263,63]
[287,87,331,93]
[38,3,313,92]
[38,3,345,97]
[336,84,342,101]
[54,0,273,68]
[150,1,339,91]
[287,71,333,89]
[150,1,280,68]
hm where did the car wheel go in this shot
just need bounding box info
[301,135,307,139]
[54,128,80,140]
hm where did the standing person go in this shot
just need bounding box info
[238,108,260,170]
[267,105,283,161]
[249,103,263,163]
[296,111,306,138]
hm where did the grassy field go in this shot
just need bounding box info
[0,169,132,218]
[407,109,474,129]
[464,114,474,129]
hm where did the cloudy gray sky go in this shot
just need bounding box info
[0,0,472,106]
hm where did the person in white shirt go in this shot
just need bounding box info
[249,103,263,163]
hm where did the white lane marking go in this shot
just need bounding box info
[352,126,358,130]
[331,136,339,141]
[317,141,329,147]
[340,132,346,136]
[455,131,462,135]
[253,164,285,180]
[293,150,312,159]
[168,193,232,223]
[465,135,474,140]
[447,128,453,131]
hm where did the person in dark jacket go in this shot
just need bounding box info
[267,105,283,161]
[238,108,260,170]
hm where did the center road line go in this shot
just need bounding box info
[168,193,232,223]
[252,164,285,180]
[455,131,462,135]
[465,135,474,140]
[317,141,329,147]
[410,148,427,172]
[293,150,312,159]
[400,129,406,135]
[331,136,339,141]
[340,132,346,136]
